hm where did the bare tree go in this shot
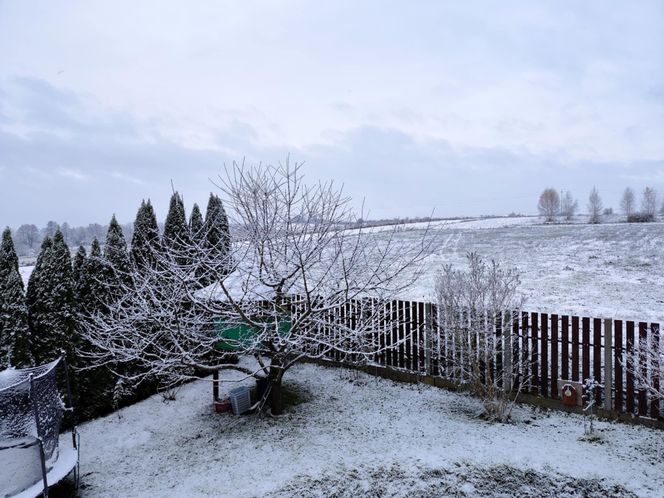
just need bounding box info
[435,253,527,422]
[560,191,578,221]
[80,161,434,414]
[620,187,635,219]
[587,187,603,224]
[537,188,559,222]
[15,224,40,252]
[641,187,658,221]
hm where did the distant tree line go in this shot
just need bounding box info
[537,186,663,224]
[11,220,139,258]
[0,192,230,421]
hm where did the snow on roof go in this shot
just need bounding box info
[197,269,298,303]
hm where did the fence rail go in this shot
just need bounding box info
[293,296,662,420]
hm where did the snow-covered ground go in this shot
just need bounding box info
[391,217,664,323]
[67,363,663,497]
[20,216,664,322]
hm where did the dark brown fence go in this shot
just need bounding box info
[295,296,662,420]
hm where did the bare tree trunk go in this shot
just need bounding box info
[267,358,285,415]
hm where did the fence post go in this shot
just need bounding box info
[425,302,433,376]
[604,318,613,411]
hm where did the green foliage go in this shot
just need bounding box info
[104,215,133,296]
[189,202,204,245]
[0,227,19,284]
[27,230,76,365]
[0,267,33,368]
[75,238,117,420]
[203,193,231,284]
[131,199,160,272]
[72,245,87,285]
[163,192,191,255]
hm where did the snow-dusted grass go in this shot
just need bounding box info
[19,216,664,322]
[391,217,664,323]
[67,363,663,497]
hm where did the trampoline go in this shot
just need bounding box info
[0,356,79,498]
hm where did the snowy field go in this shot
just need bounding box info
[20,216,664,322]
[63,363,663,497]
[393,217,664,323]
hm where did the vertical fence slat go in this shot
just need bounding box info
[512,311,520,389]
[614,319,623,413]
[551,314,558,399]
[404,301,411,370]
[582,317,590,385]
[418,301,426,373]
[521,312,530,390]
[572,316,580,382]
[432,304,440,376]
[639,322,648,416]
[495,312,503,388]
[540,313,549,397]
[531,312,539,395]
[398,301,406,369]
[561,315,569,381]
[593,318,602,406]
[385,300,393,367]
[626,321,635,414]
[651,323,660,419]
[604,318,613,411]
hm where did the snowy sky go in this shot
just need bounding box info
[0,1,663,227]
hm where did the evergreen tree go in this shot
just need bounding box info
[0,267,33,368]
[203,193,231,282]
[72,245,87,286]
[104,215,133,294]
[27,230,76,365]
[76,238,116,419]
[0,227,19,284]
[131,199,160,272]
[163,192,191,267]
[0,227,21,366]
[189,203,204,245]
[163,192,191,252]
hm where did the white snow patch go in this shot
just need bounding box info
[70,363,664,497]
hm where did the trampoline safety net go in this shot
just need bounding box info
[0,359,65,497]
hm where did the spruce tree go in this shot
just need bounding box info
[131,199,160,272]
[76,238,116,419]
[104,215,133,294]
[163,192,190,250]
[0,267,33,368]
[27,230,76,365]
[189,203,204,245]
[163,192,191,266]
[72,245,87,286]
[0,227,19,283]
[203,193,231,282]
[0,227,21,366]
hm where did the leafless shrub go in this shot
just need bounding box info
[435,253,527,422]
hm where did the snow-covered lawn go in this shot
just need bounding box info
[68,363,663,497]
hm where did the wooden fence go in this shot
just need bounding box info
[294,297,662,420]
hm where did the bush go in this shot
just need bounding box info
[627,213,654,223]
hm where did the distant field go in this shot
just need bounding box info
[19,216,664,323]
[395,216,664,323]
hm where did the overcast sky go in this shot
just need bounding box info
[1,1,663,227]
